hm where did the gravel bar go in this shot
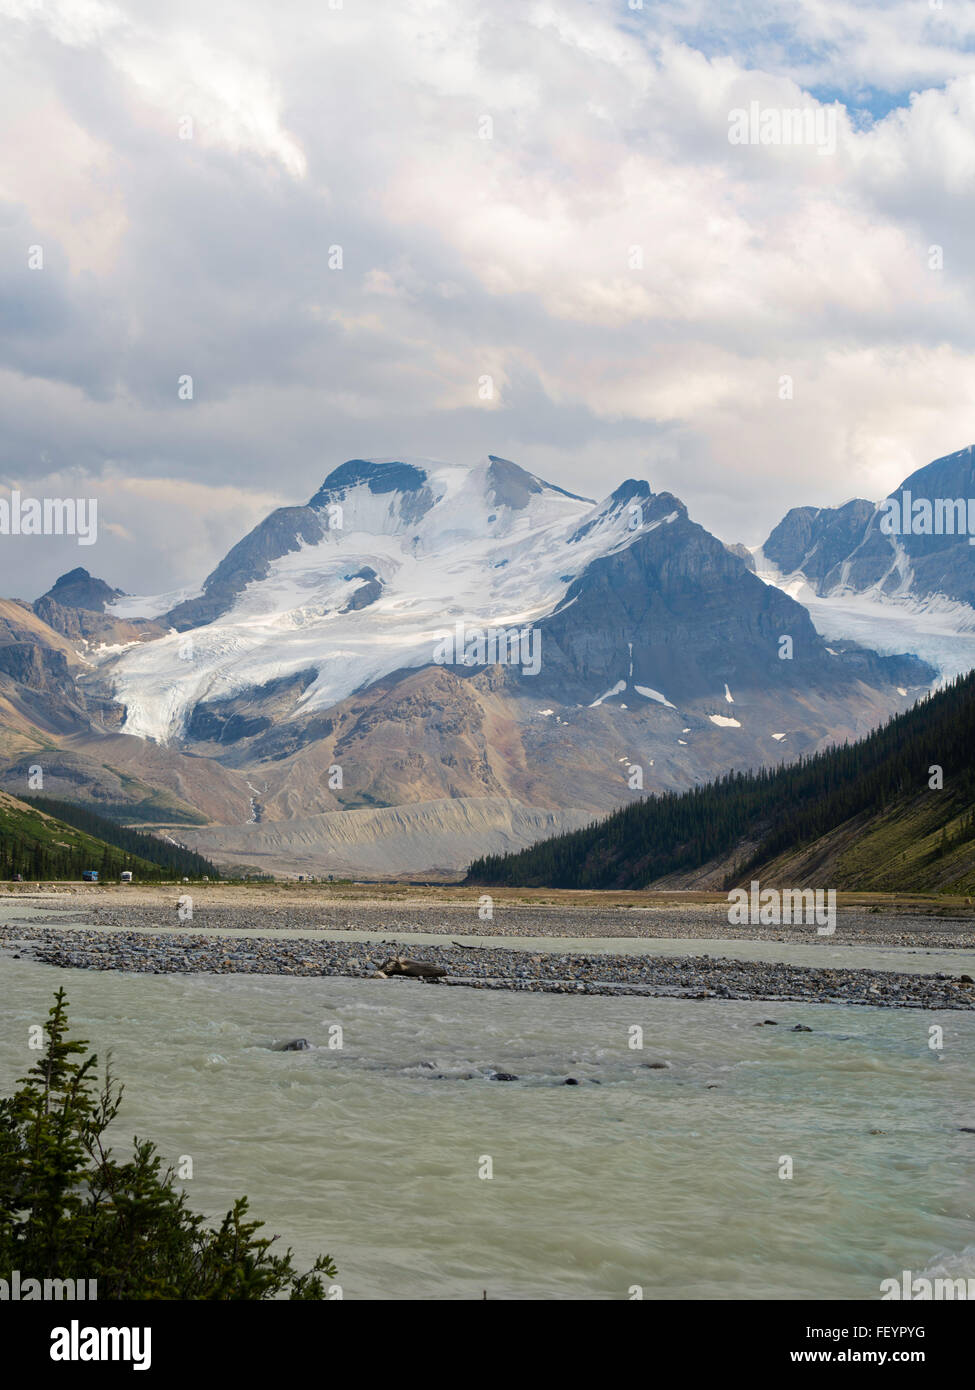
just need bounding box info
[6,900,975,946]
[3,924,974,1009]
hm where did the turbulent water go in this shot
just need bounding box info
[3,953,974,1300]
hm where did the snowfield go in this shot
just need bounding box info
[103,458,674,742]
[751,550,975,683]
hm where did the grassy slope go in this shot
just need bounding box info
[468,671,975,894]
[749,791,975,895]
[0,790,216,879]
[0,789,162,877]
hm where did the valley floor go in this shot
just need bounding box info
[2,886,974,1008]
[2,881,975,941]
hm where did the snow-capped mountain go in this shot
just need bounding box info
[97,454,926,745]
[761,444,975,608]
[755,444,975,679]
[104,456,669,743]
[1,454,937,876]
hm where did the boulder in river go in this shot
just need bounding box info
[271,1038,312,1051]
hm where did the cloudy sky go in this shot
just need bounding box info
[1,0,974,598]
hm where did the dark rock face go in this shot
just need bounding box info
[308,460,437,527]
[185,670,319,747]
[883,446,975,606]
[36,568,124,613]
[485,455,592,510]
[0,641,102,733]
[33,569,149,646]
[0,640,74,693]
[763,500,875,588]
[521,493,925,705]
[309,459,429,503]
[341,566,383,612]
[186,709,272,744]
[239,714,335,762]
[762,506,820,574]
[762,445,975,606]
[32,595,164,647]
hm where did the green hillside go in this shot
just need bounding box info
[467,670,975,894]
[1,791,219,881]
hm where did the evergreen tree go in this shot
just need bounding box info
[0,990,336,1299]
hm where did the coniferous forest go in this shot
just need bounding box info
[0,793,219,882]
[467,671,975,892]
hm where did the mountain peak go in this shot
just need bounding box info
[309,459,430,508]
[761,443,975,609]
[38,569,123,612]
[485,456,593,509]
[54,567,91,586]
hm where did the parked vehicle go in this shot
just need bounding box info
[120,871,133,883]
[81,869,99,883]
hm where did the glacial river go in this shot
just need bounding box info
[2,949,974,1299]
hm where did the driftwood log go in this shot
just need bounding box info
[374,955,447,979]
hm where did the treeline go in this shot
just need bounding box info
[2,796,219,881]
[1,834,142,883]
[22,797,218,877]
[467,670,975,890]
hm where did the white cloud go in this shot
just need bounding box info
[1,0,974,591]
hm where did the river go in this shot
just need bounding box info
[3,949,973,1299]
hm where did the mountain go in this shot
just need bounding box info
[0,454,938,877]
[33,568,166,648]
[0,789,218,881]
[758,444,975,627]
[0,597,123,753]
[466,669,975,894]
[37,567,125,613]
